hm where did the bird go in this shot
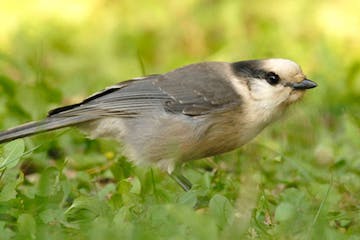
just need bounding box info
[0,58,317,191]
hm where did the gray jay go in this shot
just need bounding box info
[0,58,317,190]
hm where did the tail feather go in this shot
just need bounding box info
[0,116,96,144]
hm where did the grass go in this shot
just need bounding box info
[0,1,359,239]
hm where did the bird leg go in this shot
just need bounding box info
[170,170,192,191]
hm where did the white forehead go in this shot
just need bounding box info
[262,58,303,77]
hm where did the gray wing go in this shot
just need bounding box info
[48,74,167,117]
[48,62,242,118]
[156,62,242,115]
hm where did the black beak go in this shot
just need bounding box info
[291,79,317,90]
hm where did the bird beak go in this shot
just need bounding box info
[291,79,317,90]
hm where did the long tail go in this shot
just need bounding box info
[0,116,96,144]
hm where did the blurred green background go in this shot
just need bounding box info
[0,1,359,239]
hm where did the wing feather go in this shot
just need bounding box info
[48,62,242,118]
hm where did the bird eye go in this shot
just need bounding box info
[265,72,280,85]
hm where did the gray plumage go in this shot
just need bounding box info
[0,59,316,176]
[47,62,241,118]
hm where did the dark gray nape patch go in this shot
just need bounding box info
[231,60,267,79]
